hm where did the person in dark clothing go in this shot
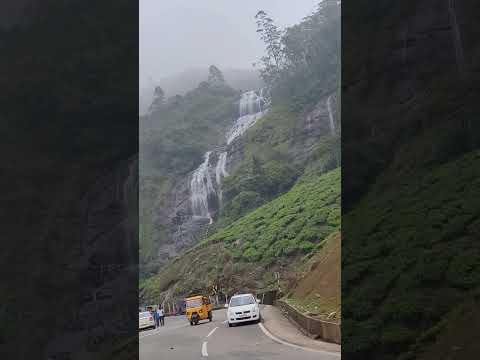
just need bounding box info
[152,308,160,328]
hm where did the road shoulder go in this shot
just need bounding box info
[260,305,341,354]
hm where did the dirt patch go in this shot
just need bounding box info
[287,232,341,320]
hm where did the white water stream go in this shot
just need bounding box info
[190,151,215,223]
[190,89,268,221]
[327,94,335,135]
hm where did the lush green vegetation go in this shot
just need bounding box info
[255,1,340,111]
[210,168,340,263]
[141,76,238,176]
[214,103,340,230]
[140,167,340,304]
[342,150,480,359]
[205,1,341,232]
[140,1,341,295]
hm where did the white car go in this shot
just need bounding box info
[227,293,261,327]
[139,311,155,330]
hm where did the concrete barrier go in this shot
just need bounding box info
[257,290,278,305]
[275,299,341,344]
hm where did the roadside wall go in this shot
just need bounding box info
[275,299,341,344]
[257,290,278,305]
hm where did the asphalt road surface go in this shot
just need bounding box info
[140,310,340,360]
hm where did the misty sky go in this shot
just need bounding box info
[140,0,319,86]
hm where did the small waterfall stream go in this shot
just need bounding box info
[327,94,335,135]
[215,151,228,201]
[189,89,268,223]
[190,151,215,223]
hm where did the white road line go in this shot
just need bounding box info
[201,341,208,357]
[258,323,341,357]
[207,326,218,338]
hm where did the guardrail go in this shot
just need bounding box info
[275,299,341,344]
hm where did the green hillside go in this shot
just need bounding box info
[215,105,340,231]
[140,167,340,303]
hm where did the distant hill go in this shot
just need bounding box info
[139,67,263,114]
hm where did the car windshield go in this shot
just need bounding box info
[229,295,255,307]
[186,298,203,308]
[139,312,151,319]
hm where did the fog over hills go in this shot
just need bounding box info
[139,67,263,115]
[139,0,319,113]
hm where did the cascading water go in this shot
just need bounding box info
[190,151,215,224]
[226,90,268,145]
[327,94,335,135]
[215,151,228,201]
[190,89,269,223]
[215,152,228,185]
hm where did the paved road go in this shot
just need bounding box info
[140,310,340,359]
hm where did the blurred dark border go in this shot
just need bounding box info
[0,1,139,359]
[342,1,480,359]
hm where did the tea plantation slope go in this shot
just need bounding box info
[140,167,340,303]
[208,167,340,263]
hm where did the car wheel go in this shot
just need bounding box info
[228,323,232,327]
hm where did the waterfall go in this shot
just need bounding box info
[215,151,228,201]
[448,0,465,78]
[189,89,269,223]
[215,152,228,185]
[190,151,214,223]
[226,90,267,145]
[327,95,335,135]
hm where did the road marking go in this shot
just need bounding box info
[207,327,218,338]
[201,341,208,357]
[258,323,341,357]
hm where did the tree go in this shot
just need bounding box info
[149,86,165,112]
[255,10,285,85]
[208,65,225,86]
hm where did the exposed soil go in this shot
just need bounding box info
[288,232,341,321]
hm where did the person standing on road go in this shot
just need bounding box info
[153,307,160,328]
[158,306,165,327]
